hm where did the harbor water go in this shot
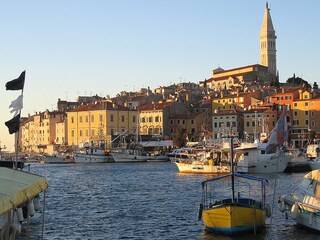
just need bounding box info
[20,162,319,239]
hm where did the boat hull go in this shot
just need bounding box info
[202,204,266,234]
[175,162,229,174]
[236,155,292,173]
[110,152,148,163]
[74,153,114,163]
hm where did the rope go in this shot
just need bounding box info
[41,190,46,240]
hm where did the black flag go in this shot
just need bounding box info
[5,114,21,134]
[5,71,25,90]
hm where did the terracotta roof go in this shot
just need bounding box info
[68,101,133,112]
[138,101,174,111]
[212,109,241,116]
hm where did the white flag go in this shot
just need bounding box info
[9,94,23,116]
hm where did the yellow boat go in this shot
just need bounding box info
[198,135,271,235]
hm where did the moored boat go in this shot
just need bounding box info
[74,147,114,163]
[278,170,320,232]
[198,135,271,234]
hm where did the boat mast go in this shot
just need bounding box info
[230,133,235,202]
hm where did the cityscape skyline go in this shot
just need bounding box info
[1,0,320,151]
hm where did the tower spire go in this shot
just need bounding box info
[260,2,277,77]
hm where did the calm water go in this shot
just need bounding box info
[19,163,319,240]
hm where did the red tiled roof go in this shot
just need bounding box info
[138,101,174,111]
[68,101,133,112]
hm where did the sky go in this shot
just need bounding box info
[1,0,320,152]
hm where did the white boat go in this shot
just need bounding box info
[73,147,114,163]
[171,146,230,174]
[278,170,320,232]
[236,111,292,174]
[110,148,148,163]
[308,157,320,170]
[235,141,292,173]
[42,151,75,164]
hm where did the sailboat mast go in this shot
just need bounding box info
[230,134,235,202]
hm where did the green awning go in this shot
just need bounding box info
[0,167,48,216]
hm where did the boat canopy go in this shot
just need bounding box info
[139,141,173,147]
[0,167,48,216]
[201,172,268,186]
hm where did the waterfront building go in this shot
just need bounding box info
[291,90,320,148]
[242,108,278,142]
[20,110,66,154]
[67,100,137,148]
[138,100,190,140]
[212,90,262,112]
[212,109,244,140]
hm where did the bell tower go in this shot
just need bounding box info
[260,2,277,77]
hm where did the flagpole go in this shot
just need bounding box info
[15,72,25,170]
[5,70,26,169]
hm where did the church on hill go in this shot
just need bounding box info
[201,2,277,91]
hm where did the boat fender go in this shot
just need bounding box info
[198,203,203,220]
[0,222,16,240]
[34,195,41,211]
[266,203,272,217]
[28,200,35,217]
[16,206,24,223]
[277,195,287,213]
[291,203,299,220]
[309,212,313,225]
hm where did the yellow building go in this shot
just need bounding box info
[212,90,262,112]
[20,110,66,153]
[292,90,320,148]
[67,100,137,148]
[138,100,190,140]
[242,108,277,141]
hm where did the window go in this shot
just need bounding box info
[170,120,173,125]
[79,130,83,137]
[177,120,180,124]
[305,102,309,107]
[149,117,153,122]
[121,116,125,122]
[293,120,299,125]
[91,115,94,122]
[100,115,103,122]
[294,103,297,107]
[71,117,74,124]
[155,116,159,122]
[79,116,83,123]
[294,111,298,116]
[110,115,114,122]
[214,123,217,128]
[133,116,136,123]
[86,116,89,122]
[71,130,74,137]
[246,122,250,127]
[305,111,309,116]
[305,120,309,125]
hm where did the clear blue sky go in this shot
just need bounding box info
[1,0,319,151]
